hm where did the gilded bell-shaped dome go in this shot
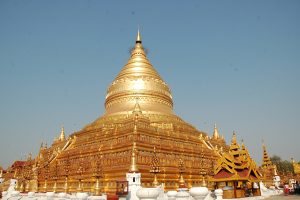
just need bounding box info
[105,30,173,115]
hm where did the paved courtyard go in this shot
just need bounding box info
[265,195,300,200]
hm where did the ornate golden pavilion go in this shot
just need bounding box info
[211,132,261,198]
[2,31,229,193]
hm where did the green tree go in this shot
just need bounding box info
[270,155,294,174]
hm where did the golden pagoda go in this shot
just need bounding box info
[211,132,261,198]
[1,31,229,193]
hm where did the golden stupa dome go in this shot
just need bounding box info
[105,30,173,115]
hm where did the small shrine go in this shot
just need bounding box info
[211,132,262,198]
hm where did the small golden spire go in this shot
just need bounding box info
[60,126,65,141]
[129,142,139,173]
[178,158,186,188]
[212,123,220,139]
[241,139,245,149]
[231,131,237,144]
[150,146,160,186]
[136,28,142,43]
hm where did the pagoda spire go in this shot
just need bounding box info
[136,28,142,43]
[212,123,220,139]
[129,142,139,173]
[60,126,65,141]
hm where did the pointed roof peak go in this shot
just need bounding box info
[136,28,142,43]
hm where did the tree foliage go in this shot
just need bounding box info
[270,155,294,174]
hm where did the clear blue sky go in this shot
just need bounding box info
[0,1,299,168]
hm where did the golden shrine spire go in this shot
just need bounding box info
[212,123,220,139]
[129,142,139,173]
[60,126,65,141]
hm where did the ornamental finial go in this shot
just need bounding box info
[213,123,220,139]
[136,28,142,43]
